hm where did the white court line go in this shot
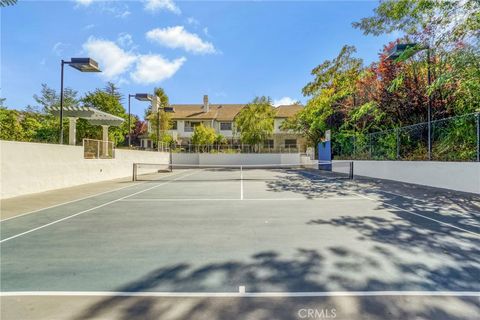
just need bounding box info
[1,291,478,298]
[0,170,196,244]
[119,197,366,202]
[366,189,480,218]
[0,181,146,223]
[354,192,480,237]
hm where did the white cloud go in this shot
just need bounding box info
[186,17,200,26]
[203,27,210,37]
[146,26,216,54]
[81,35,185,84]
[117,33,133,48]
[144,0,181,15]
[273,97,299,107]
[117,10,131,19]
[75,0,95,6]
[131,54,186,84]
[83,24,95,30]
[82,36,137,79]
[52,42,68,56]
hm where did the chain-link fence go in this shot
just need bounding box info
[170,144,304,154]
[83,139,115,159]
[334,113,479,162]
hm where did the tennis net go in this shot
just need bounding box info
[132,161,354,182]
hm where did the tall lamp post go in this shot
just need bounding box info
[387,43,432,160]
[59,58,101,144]
[128,93,152,146]
[152,95,174,151]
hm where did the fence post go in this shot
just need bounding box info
[353,136,356,160]
[369,134,372,159]
[396,128,400,160]
[477,113,480,162]
[97,140,100,159]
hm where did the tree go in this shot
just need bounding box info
[234,96,275,150]
[81,89,129,144]
[285,46,364,152]
[191,124,216,150]
[147,87,173,147]
[104,82,123,102]
[0,107,23,141]
[352,0,479,48]
[281,100,327,151]
[33,83,79,112]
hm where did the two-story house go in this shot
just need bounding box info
[141,95,305,151]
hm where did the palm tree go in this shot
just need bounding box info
[149,87,172,148]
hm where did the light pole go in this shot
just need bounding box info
[152,95,174,151]
[59,58,101,144]
[387,43,432,160]
[128,93,152,147]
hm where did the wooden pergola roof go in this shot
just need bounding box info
[49,105,124,127]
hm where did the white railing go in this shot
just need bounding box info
[83,139,115,159]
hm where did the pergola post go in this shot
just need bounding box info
[102,125,109,157]
[68,117,77,145]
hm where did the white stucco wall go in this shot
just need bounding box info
[339,160,480,194]
[172,153,301,166]
[0,140,170,199]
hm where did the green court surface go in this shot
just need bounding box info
[1,167,479,319]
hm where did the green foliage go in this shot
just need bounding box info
[160,133,174,144]
[234,96,275,148]
[0,106,60,143]
[303,45,363,99]
[146,87,173,147]
[81,89,128,144]
[352,0,479,47]
[347,102,385,132]
[191,124,216,146]
[33,83,79,112]
[0,107,23,141]
[104,82,123,102]
[215,134,228,145]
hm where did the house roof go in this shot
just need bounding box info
[275,105,303,118]
[170,104,303,121]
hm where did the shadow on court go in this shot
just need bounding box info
[2,169,479,319]
[70,248,479,319]
[267,171,480,233]
[67,177,480,319]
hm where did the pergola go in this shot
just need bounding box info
[49,105,124,148]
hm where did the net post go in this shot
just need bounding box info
[476,112,479,162]
[133,163,137,181]
[169,143,173,172]
[349,161,354,180]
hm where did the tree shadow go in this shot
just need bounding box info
[265,170,357,199]
[72,243,479,319]
[70,171,480,319]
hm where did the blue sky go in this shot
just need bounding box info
[1,0,398,118]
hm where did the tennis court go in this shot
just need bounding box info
[1,162,479,319]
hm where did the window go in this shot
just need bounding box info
[185,121,201,132]
[285,139,297,148]
[220,122,232,131]
[264,140,274,148]
[171,121,177,130]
